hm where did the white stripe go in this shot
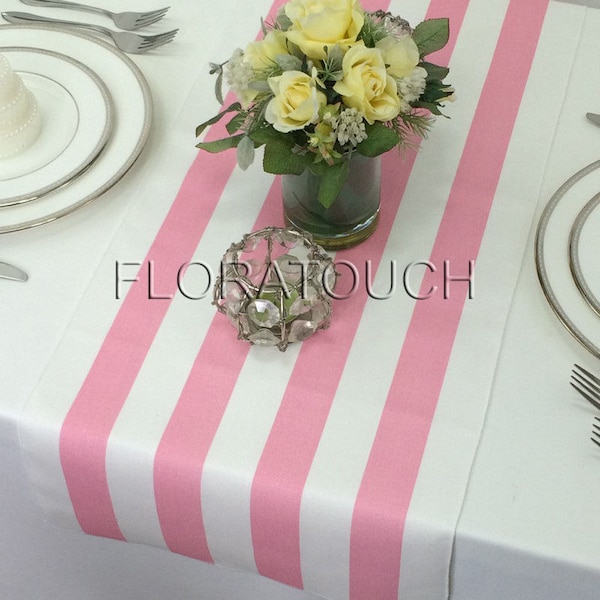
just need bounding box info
[105,150,276,547]
[297,0,514,597]
[399,2,585,598]
[201,343,303,571]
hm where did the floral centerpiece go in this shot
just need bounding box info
[196,0,454,248]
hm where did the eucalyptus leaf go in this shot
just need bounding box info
[236,135,255,170]
[412,18,449,57]
[195,103,241,138]
[276,53,303,71]
[214,71,224,105]
[326,44,344,70]
[276,13,293,30]
[196,134,244,153]
[248,80,271,93]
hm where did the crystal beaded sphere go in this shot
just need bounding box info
[213,227,338,351]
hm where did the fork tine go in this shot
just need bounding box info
[140,7,170,19]
[134,13,167,29]
[591,418,600,448]
[144,28,178,42]
[139,35,176,51]
[571,364,600,410]
[574,363,600,387]
[571,371,600,396]
[570,379,600,411]
[134,8,170,28]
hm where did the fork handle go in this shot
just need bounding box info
[18,0,108,19]
[2,11,111,36]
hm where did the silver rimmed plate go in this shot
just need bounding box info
[535,159,600,360]
[569,192,600,318]
[0,47,113,207]
[0,25,152,234]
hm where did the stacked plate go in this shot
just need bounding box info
[0,24,152,233]
[536,158,600,360]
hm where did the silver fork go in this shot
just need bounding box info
[571,364,600,411]
[18,0,169,31]
[2,11,178,53]
[591,417,600,448]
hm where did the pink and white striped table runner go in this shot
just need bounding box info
[19,0,582,597]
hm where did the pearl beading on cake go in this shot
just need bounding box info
[0,53,42,159]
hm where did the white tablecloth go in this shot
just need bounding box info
[2,0,600,599]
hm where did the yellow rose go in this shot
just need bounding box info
[284,0,364,60]
[375,34,420,79]
[333,44,401,124]
[265,71,327,133]
[244,30,289,71]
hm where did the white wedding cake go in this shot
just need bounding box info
[0,53,42,159]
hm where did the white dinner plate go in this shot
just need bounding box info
[569,192,600,317]
[535,159,600,360]
[0,25,152,234]
[0,47,113,207]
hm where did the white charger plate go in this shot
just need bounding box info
[0,47,113,206]
[0,25,152,233]
[535,159,600,360]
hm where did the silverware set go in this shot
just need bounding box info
[2,0,177,53]
[570,364,600,446]
[0,3,177,282]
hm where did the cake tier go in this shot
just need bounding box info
[0,54,42,159]
[0,78,33,128]
[0,54,20,107]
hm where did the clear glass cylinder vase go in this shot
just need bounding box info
[282,154,381,250]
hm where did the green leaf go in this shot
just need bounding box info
[312,161,349,208]
[248,124,287,146]
[356,122,400,157]
[195,103,242,138]
[412,18,449,57]
[226,112,246,135]
[411,100,444,116]
[421,61,450,82]
[263,139,312,175]
[420,80,453,104]
[196,134,244,153]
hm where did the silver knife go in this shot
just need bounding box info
[0,261,28,282]
[586,112,600,128]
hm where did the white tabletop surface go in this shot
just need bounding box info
[2,0,600,599]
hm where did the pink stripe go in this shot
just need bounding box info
[154,0,408,572]
[153,179,283,558]
[248,0,474,587]
[249,152,415,587]
[59,0,286,538]
[59,150,236,539]
[349,0,549,598]
[151,0,294,557]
